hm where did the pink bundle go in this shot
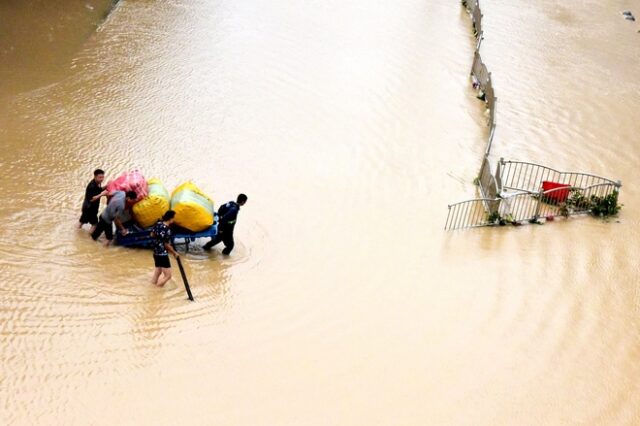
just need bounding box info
[106,170,148,201]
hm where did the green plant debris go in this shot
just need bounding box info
[554,189,622,218]
[589,192,622,217]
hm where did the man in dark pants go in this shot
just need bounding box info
[91,190,137,246]
[78,169,106,232]
[203,193,247,255]
[150,210,180,287]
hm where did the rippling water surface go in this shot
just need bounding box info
[1,0,639,424]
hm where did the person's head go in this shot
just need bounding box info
[237,193,248,206]
[94,169,105,184]
[162,210,176,225]
[125,191,138,205]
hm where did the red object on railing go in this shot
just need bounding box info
[542,181,571,203]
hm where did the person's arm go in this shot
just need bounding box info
[90,189,108,203]
[164,242,179,258]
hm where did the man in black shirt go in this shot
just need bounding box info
[150,210,180,287]
[78,169,106,232]
[203,193,247,255]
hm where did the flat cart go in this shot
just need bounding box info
[115,216,218,252]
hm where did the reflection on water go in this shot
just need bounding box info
[1,0,639,424]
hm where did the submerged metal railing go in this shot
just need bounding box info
[464,0,483,40]
[446,182,621,230]
[471,51,490,89]
[446,0,622,231]
[470,49,497,132]
[501,183,620,222]
[445,198,496,230]
[478,156,499,201]
[497,159,620,194]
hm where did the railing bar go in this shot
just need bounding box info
[450,205,459,230]
[454,204,463,230]
[532,165,541,194]
[527,196,535,221]
[510,196,519,221]
[526,195,533,221]
[508,163,516,190]
[469,201,477,227]
[455,204,464,230]
[453,204,462,230]
[523,196,532,221]
[460,204,468,229]
[463,201,472,229]
[503,163,510,189]
[473,201,481,226]
[530,164,537,192]
[515,164,523,192]
[529,164,536,192]
[468,202,476,228]
[520,196,529,221]
[517,195,527,221]
[475,202,484,224]
[472,201,480,226]
[511,196,520,221]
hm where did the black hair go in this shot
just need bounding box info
[94,169,105,176]
[163,210,176,221]
[126,191,137,200]
[237,193,248,203]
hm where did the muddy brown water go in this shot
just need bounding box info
[1,0,639,424]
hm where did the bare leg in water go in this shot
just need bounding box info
[155,268,172,287]
[151,267,162,285]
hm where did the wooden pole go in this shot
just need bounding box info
[176,256,194,301]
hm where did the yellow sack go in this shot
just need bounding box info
[170,182,215,232]
[132,178,170,228]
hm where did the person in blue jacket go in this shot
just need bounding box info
[203,193,247,255]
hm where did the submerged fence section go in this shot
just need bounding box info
[446,0,622,230]
[478,156,498,201]
[447,183,621,230]
[470,47,497,138]
[464,0,483,40]
[497,160,620,194]
[445,198,495,231]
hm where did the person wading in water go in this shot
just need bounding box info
[150,210,180,287]
[91,190,137,246]
[78,169,107,232]
[203,193,247,255]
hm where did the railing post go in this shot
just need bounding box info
[532,189,543,222]
[494,159,502,194]
[486,123,495,155]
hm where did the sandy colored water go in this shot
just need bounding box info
[1,0,639,424]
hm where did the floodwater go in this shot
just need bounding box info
[1,0,639,424]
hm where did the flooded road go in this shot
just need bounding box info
[1,0,639,424]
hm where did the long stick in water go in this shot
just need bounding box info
[176,256,194,301]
